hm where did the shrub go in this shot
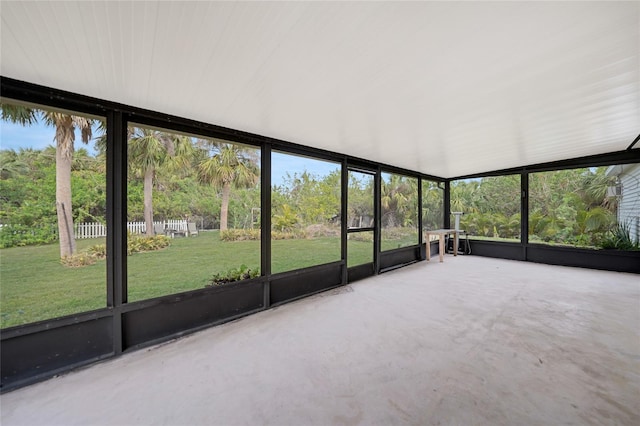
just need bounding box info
[271,230,307,240]
[127,235,170,255]
[220,229,316,242]
[61,235,169,268]
[348,232,373,242]
[220,229,260,241]
[61,252,97,267]
[0,224,57,248]
[381,227,416,240]
[87,243,107,259]
[305,224,340,238]
[206,264,259,287]
[599,222,640,251]
[272,204,299,232]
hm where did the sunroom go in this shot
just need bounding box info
[0,1,638,423]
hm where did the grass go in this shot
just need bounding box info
[127,231,260,302]
[272,237,340,274]
[1,231,414,328]
[347,235,374,267]
[380,232,420,251]
[0,238,107,328]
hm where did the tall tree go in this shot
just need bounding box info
[0,150,28,179]
[198,142,259,231]
[1,104,95,257]
[422,180,444,230]
[381,174,415,227]
[128,127,193,236]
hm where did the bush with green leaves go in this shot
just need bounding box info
[271,230,306,240]
[349,232,374,242]
[60,252,97,267]
[87,243,107,259]
[60,236,170,268]
[220,229,260,241]
[0,223,58,248]
[87,235,171,259]
[272,204,299,232]
[127,235,170,255]
[206,264,259,286]
[220,228,312,241]
[599,222,640,251]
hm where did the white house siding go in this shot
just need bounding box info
[607,163,640,243]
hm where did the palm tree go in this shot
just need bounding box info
[128,128,194,236]
[1,104,95,257]
[422,181,444,230]
[381,174,412,228]
[581,167,618,211]
[450,180,480,214]
[0,150,29,179]
[198,142,259,231]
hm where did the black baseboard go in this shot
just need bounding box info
[467,240,639,274]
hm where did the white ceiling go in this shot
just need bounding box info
[1,1,638,178]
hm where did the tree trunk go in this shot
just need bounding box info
[220,182,231,231]
[144,167,154,236]
[56,145,76,257]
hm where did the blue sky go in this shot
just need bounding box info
[1,120,57,150]
[271,151,339,187]
[1,120,101,155]
[0,120,339,186]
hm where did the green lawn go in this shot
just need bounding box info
[381,233,420,251]
[128,231,260,302]
[0,238,108,328]
[0,231,415,329]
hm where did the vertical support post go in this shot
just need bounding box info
[521,171,529,261]
[418,178,424,259]
[444,180,451,229]
[341,159,348,284]
[106,110,126,354]
[261,143,272,308]
[374,168,382,274]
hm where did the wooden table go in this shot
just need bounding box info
[424,229,458,263]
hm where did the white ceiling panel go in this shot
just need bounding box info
[1,1,638,178]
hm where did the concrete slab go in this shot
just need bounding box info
[1,256,639,425]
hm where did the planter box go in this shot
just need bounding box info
[527,244,640,274]
[467,239,639,274]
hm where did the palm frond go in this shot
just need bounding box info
[0,103,38,125]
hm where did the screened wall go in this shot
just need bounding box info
[0,79,442,391]
[449,161,640,269]
[1,77,637,392]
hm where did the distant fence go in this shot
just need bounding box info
[74,220,188,239]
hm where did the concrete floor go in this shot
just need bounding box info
[1,256,639,426]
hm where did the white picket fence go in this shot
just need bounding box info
[74,220,188,239]
[75,222,107,239]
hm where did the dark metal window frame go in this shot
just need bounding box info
[345,167,378,279]
[379,170,422,253]
[447,151,640,271]
[123,115,264,304]
[269,148,344,275]
[0,77,441,391]
[2,76,636,392]
[421,178,446,231]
